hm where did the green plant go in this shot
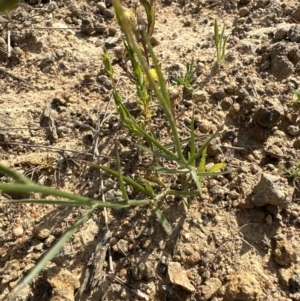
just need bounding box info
[281,160,300,184]
[214,19,228,66]
[175,57,196,92]
[0,0,229,297]
[111,0,156,124]
[289,90,300,105]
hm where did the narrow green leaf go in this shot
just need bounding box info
[6,199,143,208]
[135,124,177,157]
[141,26,185,162]
[102,51,114,77]
[187,124,224,165]
[182,197,189,212]
[12,206,95,296]
[0,164,32,184]
[190,168,202,194]
[197,169,231,177]
[214,19,218,46]
[87,163,151,195]
[115,143,129,203]
[144,181,154,194]
[0,183,96,203]
[140,0,155,37]
[208,163,227,173]
[163,134,210,150]
[153,166,189,174]
[137,144,178,161]
[198,147,207,173]
[190,111,195,161]
[166,190,200,197]
[8,198,154,209]
[152,204,172,235]
[143,174,166,188]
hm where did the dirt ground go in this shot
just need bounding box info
[1,0,300,300]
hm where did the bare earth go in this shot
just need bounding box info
[1,0,300,300]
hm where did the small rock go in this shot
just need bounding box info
[274,27,288,41]
[34,242,44,251]
[220,97,233,110]
[273,239,293,266]
[226,272,263,301]
[141,237,151,249]
[250,125,266,142]
[270,42,294,80]
[252,173,294,208]
[266,204,279,215]
[265,214,273,225]
[160,255,168,266]
[112,239,129,255]
[183,19,191,27]
[290,292,300,300]
[13,226,24,237]
[254,0,271,8]
[222,130,236,142]
[198,119,211,133]
[235,87,249,99]
[103,8,114,19]
[228,102,240,119]
[105,36,120,47]
[291,210,299,218]
[287,125,300,136]
[168,86,180,101]
[81,16,95,35]
[266,145,283,159]
[278,268,293,286]
[212,88,225,100]
[130,261,155,281]
[0,260,20,284]
[290,274,300,289]
[201,277,222,300]
[237,41,256,55]
[187,251,201,265]
[119,268,127,279]
[207,137,222,156]
[33,228,50,240]
[108,27,117,36]
[114,46,124,59]
[44,235,56,248]
[57,126,69,134]
[97,75,112,89]
[46,266,79,301]
[94,23,107,35]
[288,25,300,43]
[68,3,81,17]
[150,36,159,46]
[253,99,284,128]
[239,7,250,17]
[168,262,195,292]
[97,2,106,13]
[193,90,208,103]
[294,137,300,149]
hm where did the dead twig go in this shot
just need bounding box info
[0,67,27,82]
[113,275,150,301]
[291,16,300,24]
[0,141,112,160]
